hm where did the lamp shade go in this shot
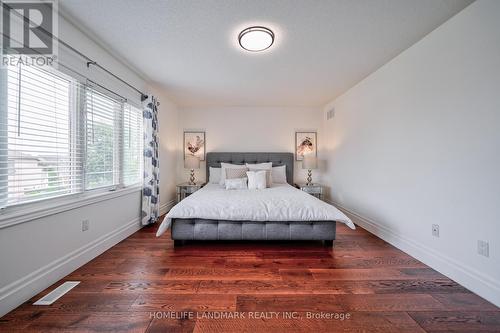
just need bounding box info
[184,155,200,169]
[302,154,318,170]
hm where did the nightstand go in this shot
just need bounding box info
[176,182,205,203]
[295,183,324,200]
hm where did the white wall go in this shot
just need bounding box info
[57,13,147,102]
[0,14,177,316]
[177,107,323,184]
[0,191,142,317]
[322,0,500,306]
[151,85,180,214]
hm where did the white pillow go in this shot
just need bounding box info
[220,163,247,185]
[272,165,287,184]
[246,162,272,169]
[246,162,272,187]
[225,177,248,190]
[247,170,267,190]
[209,167,221,184]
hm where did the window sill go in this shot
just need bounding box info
[0,185,142,230]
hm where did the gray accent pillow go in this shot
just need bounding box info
[219,163,247,185]
[225,168,248,180]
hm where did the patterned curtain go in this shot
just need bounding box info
[142,96,160,225]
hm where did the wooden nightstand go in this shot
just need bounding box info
[295,183,324,201]
[176,182,205,203]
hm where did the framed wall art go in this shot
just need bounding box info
[295,131,317,161]
[184,131,205,161]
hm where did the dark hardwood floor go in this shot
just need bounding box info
[1,220,499,332]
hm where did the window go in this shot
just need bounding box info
[122,104,143,186]
[3,65,80,206]
[0,65,143,209]
[84,88,122,190]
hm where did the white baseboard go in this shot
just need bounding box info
[331,201,500,307]
[0,217,142,317]
[159,199,176,216]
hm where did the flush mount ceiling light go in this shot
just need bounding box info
[238,26,274,52]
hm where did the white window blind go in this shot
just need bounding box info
[84,88,122,190]
[1,65,82,207]
[0,64,144,209]
[122,103,143,186]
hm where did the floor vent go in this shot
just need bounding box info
[33,281,80,305]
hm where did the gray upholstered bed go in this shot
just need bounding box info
[170,152,337,245]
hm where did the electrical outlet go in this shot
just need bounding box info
[478,240,489,257]
[82,220,89,232]
[432,224,439,237]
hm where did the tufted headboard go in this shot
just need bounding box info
[206,152,294,185]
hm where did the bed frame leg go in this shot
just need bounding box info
[323,240,334,247]
[174,240,185,247]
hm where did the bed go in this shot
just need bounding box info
[156,152,354,245]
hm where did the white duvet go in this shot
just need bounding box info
[156,183,355,237]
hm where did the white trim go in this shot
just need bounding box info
[0,186,141,230]
[0,216,142,317]
[331,201,500,307]
[160,199,176,216]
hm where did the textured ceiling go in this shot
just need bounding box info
[60,0,473,107]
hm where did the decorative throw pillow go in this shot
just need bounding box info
[246,162,272,169]
[247,170,267,190]
[225,177,248,190]
[271,165,287,184]
[209,167,221,184]
[219,163,247,185]
[225,167,248,179]
[246,162,272,187]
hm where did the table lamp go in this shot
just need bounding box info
[302,154,318,186]
[184,155,200,185]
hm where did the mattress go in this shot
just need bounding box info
[156,183,354,237]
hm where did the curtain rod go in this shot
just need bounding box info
[57,38,149,102]
[1,40,131,105]
[3,3,149,102]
